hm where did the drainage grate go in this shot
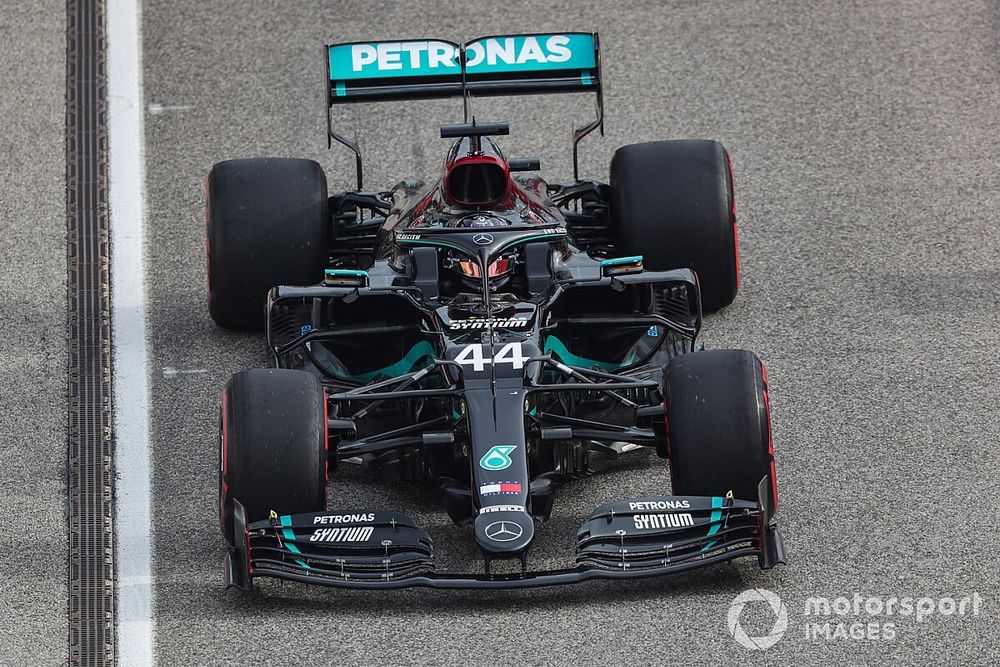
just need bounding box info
[66,0,114,664]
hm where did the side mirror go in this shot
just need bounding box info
[508,157,541,172]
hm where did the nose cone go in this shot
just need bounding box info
[474,509,534,554]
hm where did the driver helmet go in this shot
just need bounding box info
[448,215,517,287]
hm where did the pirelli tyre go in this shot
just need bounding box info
[610,139,739,312]
[206,157,330,331]
[663,349,777,507]
[219,369,328,544]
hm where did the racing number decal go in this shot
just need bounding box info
[454,342,526,372]
[493,342,526,369]
[454,344,488,371]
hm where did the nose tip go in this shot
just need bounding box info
[474,509,534,555]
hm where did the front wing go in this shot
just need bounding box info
[225,482,785,591]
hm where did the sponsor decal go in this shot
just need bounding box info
[484,520,523,542]
[646,325,659,337]
[337,40,458,78]
[479,504,525,514]
[479,481,522,496]
[465,35,593,73]
[396,232,422,241]
[479,445,517,471]
[313,513,375,524]
[309,526,375,542]
[632,513,695,530]
[449,318,529,330]
[472,232,494,245]
[329,34,595,81]
[628,499,691,511]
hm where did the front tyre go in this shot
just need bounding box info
[664,349,776,507]
[219,369,328,544]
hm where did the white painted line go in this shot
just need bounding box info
[162,367,208,377]
[148,102,195,115]
[108,0,154,664]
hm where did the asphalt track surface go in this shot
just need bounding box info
[0,2,67,665]
[140,0,1000,664]
[3,0,1000,664]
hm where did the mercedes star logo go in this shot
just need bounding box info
[484,520,523,542]
[473,232,494,245]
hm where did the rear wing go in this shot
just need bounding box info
[325,33,603,186]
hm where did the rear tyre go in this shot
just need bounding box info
[206,158,330,331]
[610,140,738,312]
[664,349,776,506]
[219,369,328,544]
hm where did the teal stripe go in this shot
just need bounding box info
[403,233,564,256]
[581,71,593,86]
[701,496,724,552]
[294,559,312,570]
[497,232,565,253]
[347,340,436,383]
[278,514,301,551]
[335,80,346,97]
[325,269,368,277]
[397,238,466,253]
[544,335,635,372]
[600,255,643,266]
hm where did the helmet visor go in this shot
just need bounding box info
[456,257,512,279]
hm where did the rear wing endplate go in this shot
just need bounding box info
[325,32,603,187]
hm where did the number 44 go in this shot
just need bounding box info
[454,342,526,372]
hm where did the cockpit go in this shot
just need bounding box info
[381,124,568,297]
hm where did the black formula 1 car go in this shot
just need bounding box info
[207,32,784,590]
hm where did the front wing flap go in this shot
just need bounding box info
[576,495,759,570]
[235,508,435,587]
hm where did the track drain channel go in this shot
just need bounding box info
[66,0,114,664]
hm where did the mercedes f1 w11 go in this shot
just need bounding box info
[207,32,784,590]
